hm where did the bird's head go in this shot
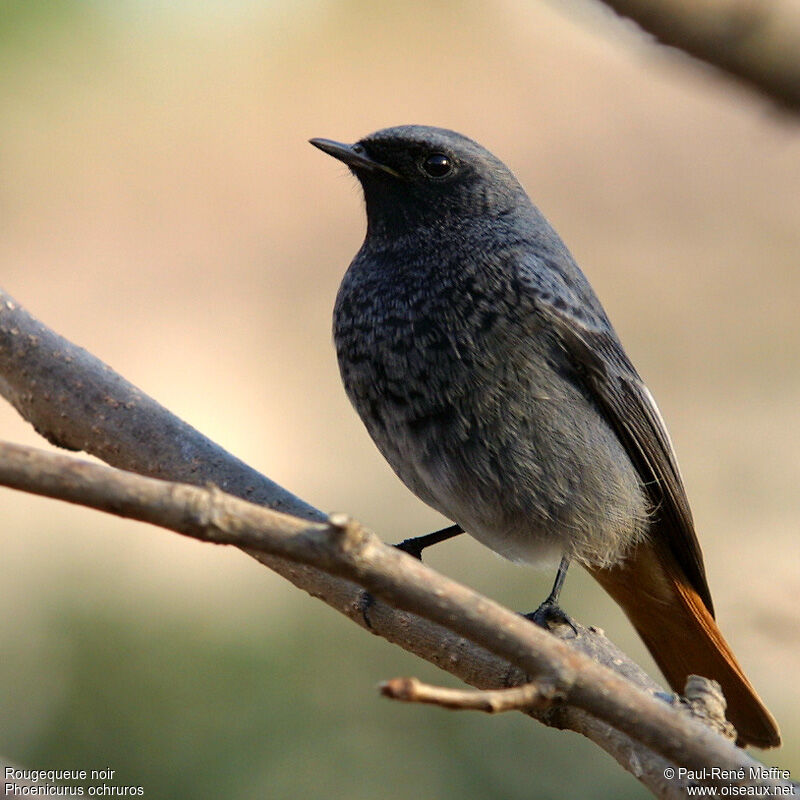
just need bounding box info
[310,125,530,239]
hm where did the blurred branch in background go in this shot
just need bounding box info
[1,291,797,800]
[590,0,800,111]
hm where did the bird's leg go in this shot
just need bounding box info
[526,557,577,635]
[395,524,464,560]
[358,524,464,628]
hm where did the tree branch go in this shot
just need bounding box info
[0,291,794,798]
[590,0,800,111]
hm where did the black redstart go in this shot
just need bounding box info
[310,125,779,748]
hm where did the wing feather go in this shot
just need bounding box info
[530,286,714,615]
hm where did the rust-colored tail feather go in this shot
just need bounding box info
[589,541,781,749]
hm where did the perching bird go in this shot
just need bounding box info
[310,125,780,748]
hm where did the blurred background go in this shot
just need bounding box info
[1,1,798,797]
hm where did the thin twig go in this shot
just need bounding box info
[380,677,561,713]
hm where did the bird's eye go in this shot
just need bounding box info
[421,153,452,178]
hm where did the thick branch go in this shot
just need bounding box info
[0,295,319,521]
[0,291,793,798]
[591,0,800,111]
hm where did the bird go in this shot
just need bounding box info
[310,125,780,748]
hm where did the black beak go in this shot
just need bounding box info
[309,138,400,177]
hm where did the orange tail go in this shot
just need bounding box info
[589,540,780,748]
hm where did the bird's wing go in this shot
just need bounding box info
[527,278,714,615]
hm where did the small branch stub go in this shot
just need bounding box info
[327,512,351,532]
[327,512,372,554]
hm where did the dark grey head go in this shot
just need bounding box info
[310,125,530,237]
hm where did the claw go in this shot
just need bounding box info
[525,601,578,637]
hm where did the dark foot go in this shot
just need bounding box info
[394,538,426,560]
[394,536,425,561]
[525,601,578,636]
[395,524,464,561]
